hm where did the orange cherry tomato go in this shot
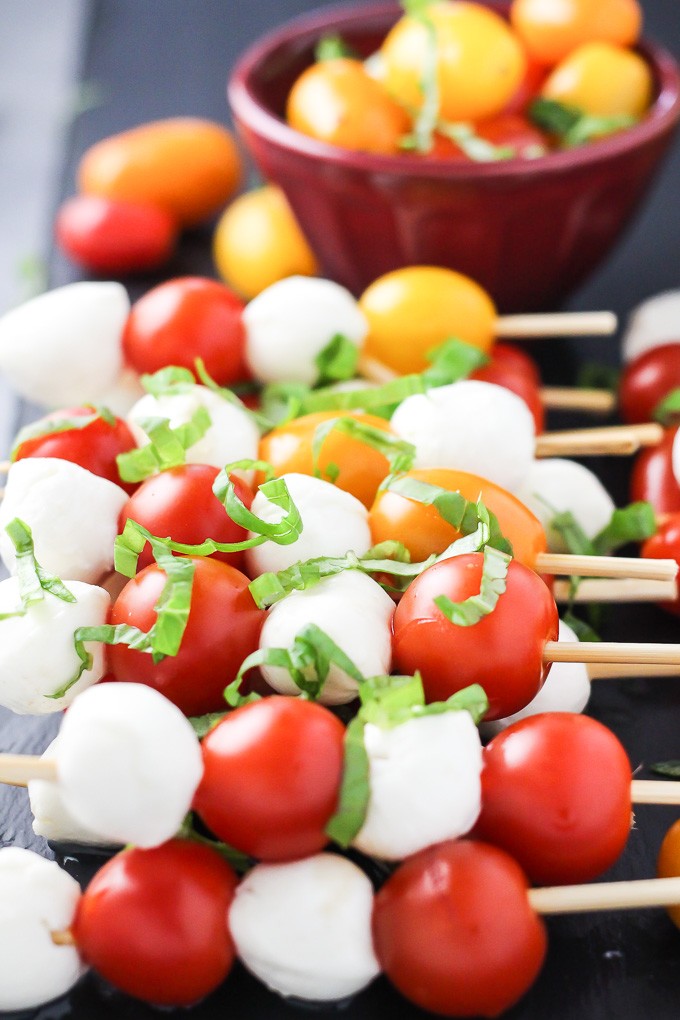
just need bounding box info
[658,819,680,929]
[286,58,410,155]
[540,42,653,119]
[259,410,396,508]
[368,467,547,567]
[78,117,242,227]
[510,0,642,67]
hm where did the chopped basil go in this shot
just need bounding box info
[315,334,360,385]
[314,33,357,62]
[529,97,638,148]
[0,519,76,619]
[324,716,370,847]
[116,406,212,483]
[650,761,680,779]
[434,545,511,626]
[653,388,680,426]
[592,501,657,556]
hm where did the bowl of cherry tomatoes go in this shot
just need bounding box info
[228,0,680,311]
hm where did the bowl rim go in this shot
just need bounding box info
[228,0,680,179]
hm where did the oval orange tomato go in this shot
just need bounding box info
[510,0,642,67]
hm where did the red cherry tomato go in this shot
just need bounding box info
[73,840,237,1006]
[107,556,264,716]
[12,406,137,494]
[372,839,547,1018]
[122,276,249,385]
[392,554,558,720]
[55,194,178,275]
[489,342,542,386]
[630,427,680,515]
[641,514,680,616]
[193,697,345,861]
[503,58,549,116]
[118,464,253,571]
[475,713,633,885]
[426,115,548,161]
[619,343,680,425]
[471,361,545,433]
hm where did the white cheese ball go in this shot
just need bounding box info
[229,854,380,1002]
[353,709,483,860]
[94,365,146,417]
[243,276,368,385]
[245,473,372,577]
[55,682,204,849]
[672,427,680,485]
[0,281,127,407]
[515,458,615,551]
[0,846,86,1011]
[621,290,680,363]
[0,578,109,714]
[390,380,536,494]
[0,458,128,584]
[259,570,394,704]
[127,384,259,478]
[484,619,591,736]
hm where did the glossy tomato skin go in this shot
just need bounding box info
[471,361,545,433]
[372,839,546,1018]
[475,713,633,885]
[119,464,253,571]
[122,276,249,384]
[619,343,680,425]
[194,697,345,861]
[393,554,558,720]
[107,557,264,716]
[55,194,177,275]
[641,515,680,616]
[13,406,137,494]
[658,819,680,929]
[73,840,237,1006]
[489,342,542,385]
[630,428,680,515]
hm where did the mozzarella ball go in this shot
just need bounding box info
[0,458,128,584]
[229,854,380,1001]
[0,578,109,714]
[94,365,146,417]
[0,281,127,407]
[243,276,368,385]
[353,709,483,860]
[391,380,535,493]
[515,458,615,551]
[245,473,372,577]
[621,290,680,363]
[55,682,203,848]
[484,619,591,735]
[0,846,86,1011]
[672,427,680,485]
[127,384,259,478]
[259,570,394,704]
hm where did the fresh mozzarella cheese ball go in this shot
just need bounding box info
[672,427,680,485]
[0,281,127,407]
[127,384,259,478]
[484,619,591,736]
[0,458,128,584]
[243,276,368,385]
[391,380,535,494]
[259,570,394,704]
[353,709,483,860]
[515,458,615,551]
[245,473,372,577]
[94,364,146,416]
[55,682,204,849]
[0,578,109,714]
[229,854,380,1002]
[621,290,680,363]
[0,846,86,1011]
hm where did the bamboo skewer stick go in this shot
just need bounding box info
[0,461,9,474]
[554,578,678,603]
[495,311,618,339]
[544,642,680,665]
[535,422,663,457]
[0,754,56,787]
[537,554,677,582]
[588,662,680,679]
[631,780,680,805]
[528,876,680,915]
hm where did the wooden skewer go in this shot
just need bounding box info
[554,578,678,603]
[535,422,663,457]
[0,460,9,474]
[631,779,680,805]
[588,662,680,679]
[544,642,680,665]
[0,754,56,787]
[528,876,680,915]
[495,311,618,339]
[537,554,677,582]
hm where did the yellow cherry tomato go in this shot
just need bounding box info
[286,58,410,155]
[381,2,527,123]
[657,818,680,929]
[212,186,318,300]
[541,42,653,119]
[510,0,642,67]
[359,266,496,375]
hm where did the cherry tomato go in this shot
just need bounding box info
[122,276,248,384]
[213,185,318,300]
[427,113,549,162]
[657,819,680,929]
[630,428,680,515]
[73,840,237,1005]
[475,713,633,884]
[287,58,410,155]
[55,195,177,275]
[107,556,265,716]
[12,405,137,494]
[193,697,345,861]
[619,344,680,425]
[259,410,396,508]
[471,361,545,433]
[359,266,496,375]
[488,342,541,385]
[372,839,547,1018]
[510,0,642,66]
[118,464,254,571]
[503,58,549,115]
[541,42,652,119]
[641,515,680,616]
[78,117,242,227]
[392,554,558,719]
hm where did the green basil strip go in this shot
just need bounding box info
[650,761,680,779]
[399,4,439,153]
[116,406,212,483]
[260,381,311,426]
[189,712,230,739]
[312,417,415,481]
[4,518,76,611]
[529,97,638,148]
[194,358,272,434]
[213,463,303,546]
[421,337,489,387]
[592,501,657,556]
[315,334,360,385]
[413,683,489,725]
[653,388,680,426]
[178,815,252,873]
[358,672,426,728]
[435,120,515,162]
[140,366,197,397]
[314,33,356,61]
[545,507,595,557]
[562,609,601,644]
[325,715,370,847]
[48,622,153,700]
[148,550,195,660]
[10,407,114,461]
[434,545,511,626]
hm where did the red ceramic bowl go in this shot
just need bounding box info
[228,1,680,312]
